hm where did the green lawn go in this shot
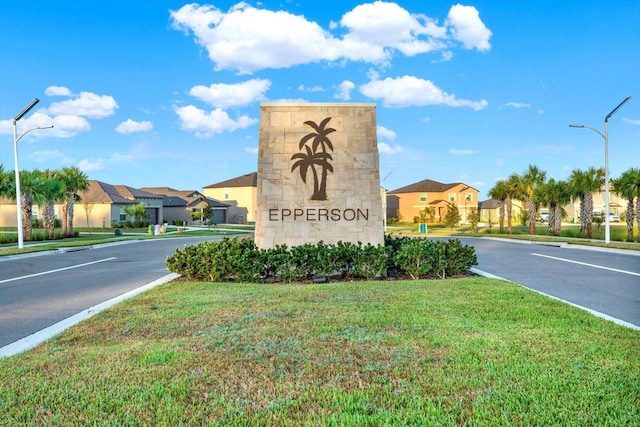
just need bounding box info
[0,227,251,256]
[388,222,640,251]
[1,278,638,425]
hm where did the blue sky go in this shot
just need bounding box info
[1,0,638,201]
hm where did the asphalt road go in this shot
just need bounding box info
[452,237,640,328]
[0,236,225,349]
[1,236,638,354]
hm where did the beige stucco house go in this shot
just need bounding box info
[562,187,628,223]
[477,198,525,224]
[203,172,257,224]
[387,179,479,224]
[0,180,164,228]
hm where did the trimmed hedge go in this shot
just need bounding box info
[166,235,477,283]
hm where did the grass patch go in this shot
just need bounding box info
[0,228,251,257]
[1,279,637,425]
[387,222,640,252]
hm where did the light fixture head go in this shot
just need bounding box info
[14,98,40,122]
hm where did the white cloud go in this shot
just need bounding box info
[339,1,447,57]
[0,112,91,139]
[174,105,258,138]
[245,147,258,154]
[45,86,72,96]
[116,119,154,134]
[110,153,134,163]
[448,148,478,155]
[297,84,324,92]
[377,125,397,141]
[432,50,453,63]
[334,80,355,101]
[77,158,106,172]
[622,117,640,125]
[499,102,531,110]
[170,2,491,73]
[170,3,344,74]
[189,79,271,108]
[29,150,74,165]
[46,91,118,118]
[421,116,431,123]
[360,75,488,110]
[378,142,404,154]
[446,4,492,51]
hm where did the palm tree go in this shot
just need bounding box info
[568,167,604,239]
[505,173,523,234]
[613,168,640,242]
[39,169,66,239]
[17,169,44,242]
[514,164,547,234]
[57,166,89,237]
[488,180,509,233]
[537,179,571,236]
[291,117,335,200]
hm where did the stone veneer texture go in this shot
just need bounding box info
[256,103,383,248]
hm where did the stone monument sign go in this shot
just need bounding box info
[255,103,383,248]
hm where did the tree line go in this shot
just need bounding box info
[0,164,89,242]
[488,165,640,242]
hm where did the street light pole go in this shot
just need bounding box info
[569,96,631,244]
[12,98,54,249]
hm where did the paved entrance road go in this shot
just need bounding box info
[452,237,640,328]
[1,236,638,353]
[0,236,225,348]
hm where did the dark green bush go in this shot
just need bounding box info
[166,236,477,283]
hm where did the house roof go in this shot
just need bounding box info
[204,172,257,189]
[141,187,229,208]
[478,198,502,210]
[388,179,478,194]
[78,181,163,204]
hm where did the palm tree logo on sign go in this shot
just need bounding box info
[291,117,336,201]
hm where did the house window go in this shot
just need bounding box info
[420,193,427,202]
[224,188,230,200]
[449,193,456,202]
[119,208,126,221]
[465,193,472,202]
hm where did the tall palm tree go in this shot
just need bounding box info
[57,166,89,237]
[514,164,547,234]
[537,178,571,236]
[488,180,509,233]
[612,167,640,242]
[291,117,335,201]
[568,167,604,239]
[17,169,44,242]
[505,173,523,234]
[39,169,66,239]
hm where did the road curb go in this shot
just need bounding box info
[0,273,180,359]
[471,267,640,331]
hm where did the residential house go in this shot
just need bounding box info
[387,179,479,223]
[76,181,165,227]
[562,186,628,223]
[203,172,257,224]
[477,198,525,225]
[0,180,165,228]
[141,187,229,226]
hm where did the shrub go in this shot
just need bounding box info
[166,236,477,283]
[393,238,477,279]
